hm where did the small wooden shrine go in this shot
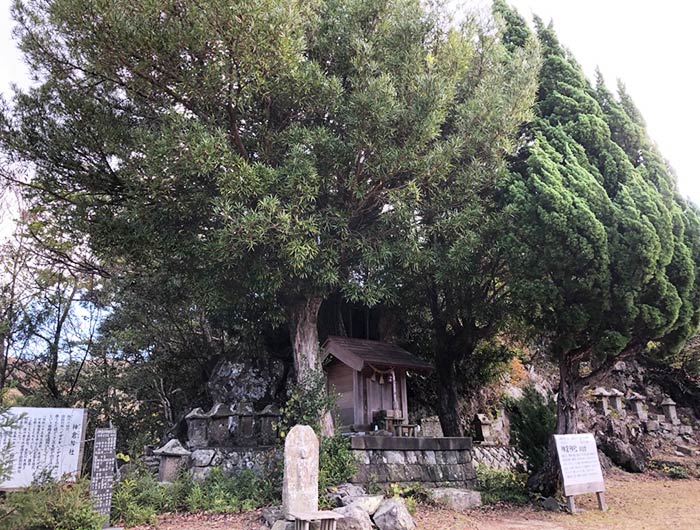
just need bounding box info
[322,336,432,432]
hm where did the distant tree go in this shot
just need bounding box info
[497,5,700,492]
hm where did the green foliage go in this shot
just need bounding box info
[110,467,278,527]
[387,483,430,515]
[496,2,700,447]
[506,385,556,473]
[475,465,530,505]
[0,479,105,530]
[183,468,277,514]
[279,371,337,436]
[319,434,358,500]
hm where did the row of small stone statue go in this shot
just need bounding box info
[593,387,679,424]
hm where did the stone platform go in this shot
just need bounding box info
[349,436,476,488]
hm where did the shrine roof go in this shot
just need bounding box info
[322,336,433,372]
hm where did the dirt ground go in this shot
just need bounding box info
[132,475,700,530]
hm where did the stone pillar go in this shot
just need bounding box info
[208,403,237,445]
[257,404,281,446]
[661,397,680,425]
[185,407,211,449]
[282,425,319,519]
[473,414,492,443]
[628,393,647,421]
[593,388,611,416]
[232,402,256,446]
[609,389,625,415]
[154,439,191,482]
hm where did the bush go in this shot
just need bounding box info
[475,465,530,505]
[110,466,279,526]
[319,435,358,491]
[386,483,430,515]
[0,479,105,530]
[506,385,556,473]
[279,371,337,436]
[184,468,278,513]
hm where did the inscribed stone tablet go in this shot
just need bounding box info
[0,407,87,490]
[282,425,319,518]
[554,433,605,496]
[90,428,118,525]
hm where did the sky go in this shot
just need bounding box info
[0,0,699,231]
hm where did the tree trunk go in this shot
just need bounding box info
[288,296,334,436]
[435,347,464,437]
[288,297,324,379]
[528,357,579,495]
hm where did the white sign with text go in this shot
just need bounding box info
[0,407,87,490]
[554,433,605,497]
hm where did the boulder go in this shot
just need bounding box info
[598,436,647,472]
[542,497,561,512]
[334,505,374,530]
[261,506,284,527]
[344,495,384,515]
[373,498,416,530]
[189,449,216,467]
[329,483,367,507]
[207,354,288,407]
[428,488,482,511]
[270,521,294,530]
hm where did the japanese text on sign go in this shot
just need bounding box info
[554,433,605,496]
[90,428,117,523]
[0,407,86,490]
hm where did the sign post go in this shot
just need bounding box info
[0,407,87,490]
[89,428,120,529]
[554,433,607,513]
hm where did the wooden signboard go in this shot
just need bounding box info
[554,433,607,513]
[89,428,118,528]
[0,407,87,490]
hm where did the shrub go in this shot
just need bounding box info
[111,466,279,526]
[0,478,105,530]
[319,435,358,492]
[506,385,556,473]
[184,468,278,513]
[279,371,337,436]
[386,483,430,515]
[475,465,530,505]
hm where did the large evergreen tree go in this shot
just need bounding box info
[498,5,700,491]
[1,0,516,432]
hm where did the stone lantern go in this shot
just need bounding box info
[661,397,680,425]
[473,414,492,443]
[608,388,625,414]
[628,392,647,420]
[154,439,191,482]
[592,388,611,416]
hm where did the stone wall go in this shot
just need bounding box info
[472,443,527,472]
[349,436,476,488]
[188,446,282,481]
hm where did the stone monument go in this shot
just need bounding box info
[89,428,121,529]
[282,425,319,518]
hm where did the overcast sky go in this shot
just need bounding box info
[1,0,698,223]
